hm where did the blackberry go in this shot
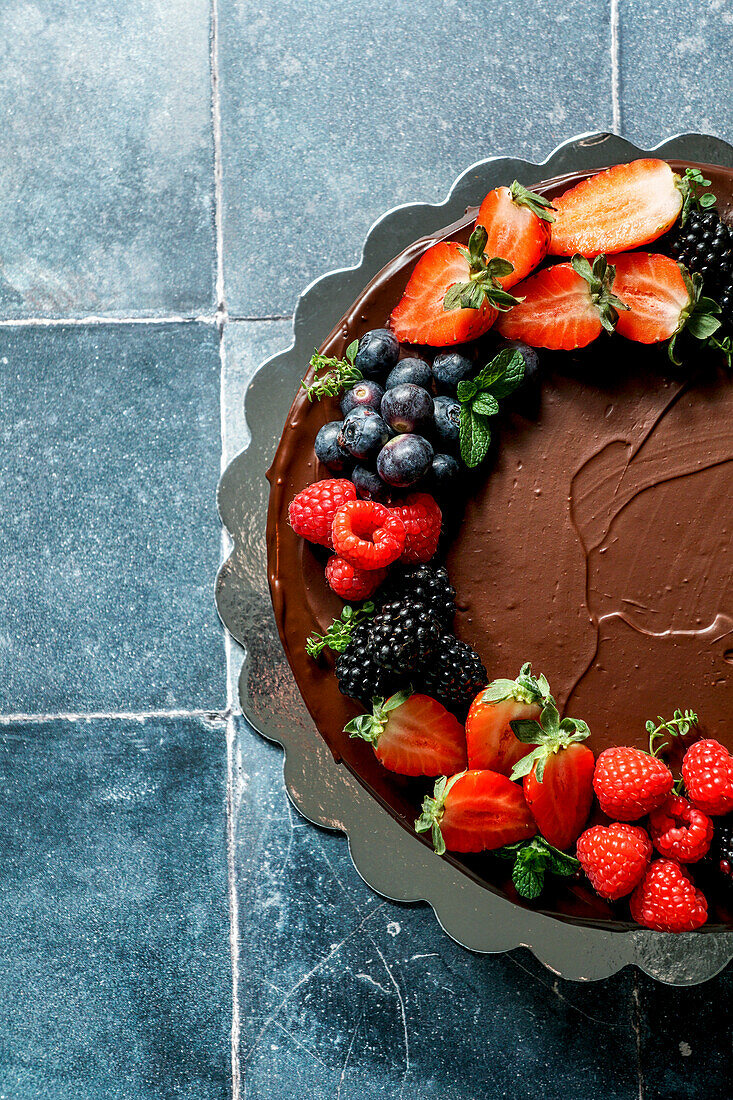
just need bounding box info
[666,208,733,306]
[368,598,441,674]
[710,816,733,889]
[380,564,456,627]
[335,622,396,704]
[421,633,488,711]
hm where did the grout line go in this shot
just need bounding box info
[227,314,293,323]
[210,0,227,328]
[0,708,229,724]
[225,713,242,1100]
[610,0,622,135]
[0,314,219,328]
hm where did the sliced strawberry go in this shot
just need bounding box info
[496,255,627,350]
[549,159,683,257]
[466,662,551,774]
[345,691,467,777]
[415,769,536,854]
[475,181,554,288]
[389,227,518,347]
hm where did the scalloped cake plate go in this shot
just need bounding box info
[216,131,733,984]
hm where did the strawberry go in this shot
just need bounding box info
[390,226,519,347]
[465,663,552,775]
[648,794,713,863]
[612,252,723,361]
[682,740,733,816]
[509,701,595,850]
[630,859,708,933]
[593,746,673,821]
[475,181,555,288]
[495,255,627,350]
[576,823,652,901]
[345,691,467,777]
[549,159,683,258]
[415,769,536,854]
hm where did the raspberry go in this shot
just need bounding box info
[682,739,733,816]
[390,493,442,563]
[324,557,388,601]
[630,859,708,933]
[648,794,713,863]
[331,500,406,569]
[576,823,652,901]
[592,746,673,821]
[288,479,356,548]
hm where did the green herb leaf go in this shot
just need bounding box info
[677,167,717,225]
[472,392,500,417]
[647,708,698,757]
[455,349,526,467]
[458,406,492,468]
[670,270,723,364]
[305,602,376,658]
[509,180,557,223]
[498,837,580,899]
[302,346,363,401]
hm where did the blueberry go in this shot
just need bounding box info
[430,453,462,493]
[338,408,392,462]
[495,339,541,390]
[340,379,384,416]
[352,464,390,503]
[354,328,400,379]
[314,420,351,472]
[432,351,474,394]
[385,357,432,390]
[380,383,434,434]
[377,434,434,488]
[433,395,461,450]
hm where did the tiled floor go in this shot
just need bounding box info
[0,0,731,1097]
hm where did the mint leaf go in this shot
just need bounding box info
[512,858,543,900]
[488,350,525,399]
[472,392,500,417]
[456,379,478,403]
[459,406,492,468]
[498,837,579,899]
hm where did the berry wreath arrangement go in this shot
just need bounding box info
[270,158,733,935]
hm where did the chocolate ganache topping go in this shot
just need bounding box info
[266,161,733,928]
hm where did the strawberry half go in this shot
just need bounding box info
[390,226,519,347]
[549,159,683,257]
[415,769,536,854]
[466,662,552,775]
[611,252,722,362]
[475,181,555,288]
[495,254,628,350]
[345,691,467,777]
[510,701,595,850]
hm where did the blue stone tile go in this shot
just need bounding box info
[234,718,639,1100]
[0,1,215,318]
[619,2,733,144]
[218,0,614,318]
[0,714,230,1099]
[0,323,225,712]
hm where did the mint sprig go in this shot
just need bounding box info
[456,348,526,468]
[646,709,698,757]
[570,254,629,333]
[509,700,590,783]
[677,167,717,226]
[481,661,551,708]
[509,180,556,223]
[301,339,362,401]
[497,837,579,899]
[443,226,522,313]
[305,602,375,659]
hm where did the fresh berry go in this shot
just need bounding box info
[377,434,434,488]
[338,407,392,462]
[324,556,388,602]
[475,181,554,287]
[378,562,455,623]
[335,622,397,704]
[576,823,652,901]
[389,227,516,347]
[331,499,406,569]
[630,859,708,933]
[353,328,400,379]
[433,395,461,450]
[351,464,390,503]
[430,453,461,494]
[708,815,733,886]
[496,256,627,350]
[493,339,541,392]
[666,206,733,303]
[431,351,475,394]
[389,492,442,563]
[415,769,536,854]
[385,357,433,390]
[367,598,442,674]
[510,701,594,851]
[592,746,673,821]
[381,383,434,434]
[648,794,713,864]
[549,159,683,258]
[682,740,733,816]
[314,421,351,472]
[288,478,357,549]
[346,691,467,777]
[421,634,488,712]
[465,663,551,775]
[340,379,384,416]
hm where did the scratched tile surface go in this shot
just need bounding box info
[0,714,230,1099]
